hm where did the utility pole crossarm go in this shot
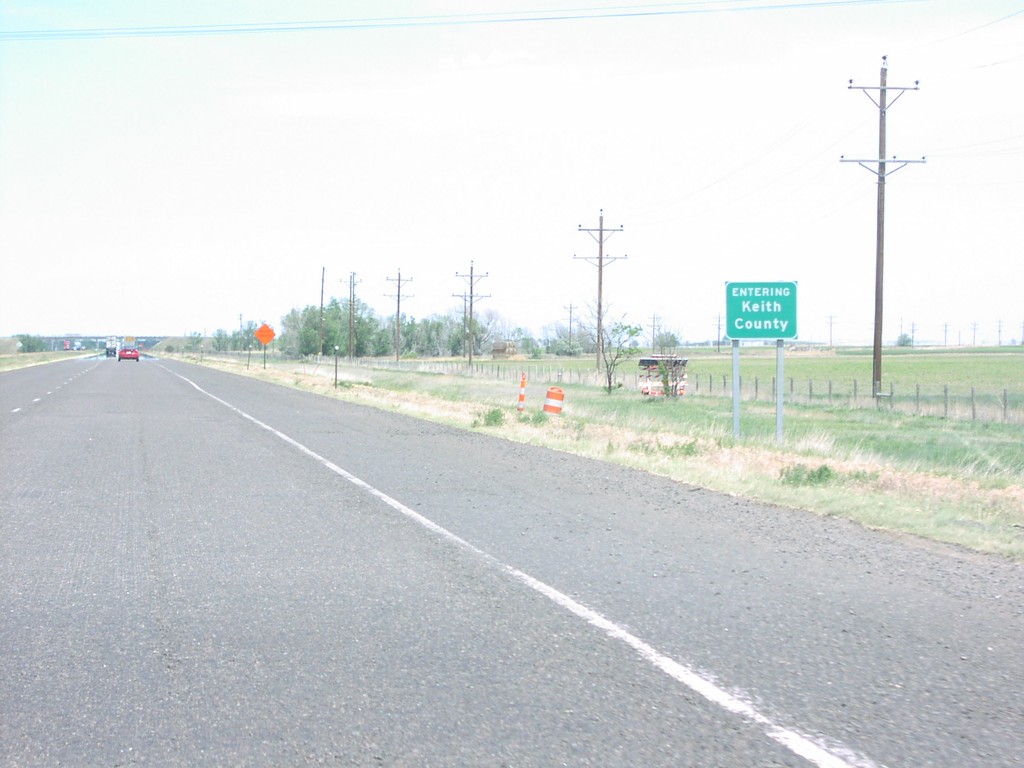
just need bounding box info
[841,156,927,178]
[849,82,920,110]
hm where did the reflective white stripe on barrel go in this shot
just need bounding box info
[543,386,564,414]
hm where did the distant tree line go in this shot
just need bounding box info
[193,297,688,361]
[8,305,681,361]
[16,334,48,352]
[235,298,616,360]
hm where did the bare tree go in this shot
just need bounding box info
[656,330,680,354]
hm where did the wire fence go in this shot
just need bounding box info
[685,373,1022,424]
[345,358,1024,425]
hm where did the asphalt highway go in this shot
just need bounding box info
[2,356,1022,766]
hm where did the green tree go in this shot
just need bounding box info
[600,321,643,394]
[232,321,259,352]
[212,329,230,352]
[16,334,46,352]
[333,297,386,358]
[370,323,393,357]
[280,306,322,356]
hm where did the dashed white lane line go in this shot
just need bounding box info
[170,368,877,768]
[6,360,102,413]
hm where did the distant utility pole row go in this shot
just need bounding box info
[325,264,492,365]
[333,68,932,375]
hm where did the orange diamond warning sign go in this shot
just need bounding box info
[255,323,276,346]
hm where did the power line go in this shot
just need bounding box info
[0,1,912,41]
[923,7,1024,46]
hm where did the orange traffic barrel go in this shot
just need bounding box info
[543,386,564,414]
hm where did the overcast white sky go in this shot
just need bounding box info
[1,1,1022,345]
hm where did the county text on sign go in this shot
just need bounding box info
[725,281,798,339]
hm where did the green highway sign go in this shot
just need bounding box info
[725,281,798,339]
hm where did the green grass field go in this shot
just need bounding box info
[440,346,1024,422]
[476,345,1023,390]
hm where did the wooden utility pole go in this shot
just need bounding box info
[455,261,489,367]
[452,292,468,358]
[386,269,412,362]
[575,209,625,370]
[317,266,326,360]
[346,272,359,359]
[842,56,924,398]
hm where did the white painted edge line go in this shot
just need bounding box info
[169,368,876,768]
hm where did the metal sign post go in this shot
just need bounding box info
[732,340,741,438]
[255,323,276,370]
[776,339,785,443]
[725,282,797,443]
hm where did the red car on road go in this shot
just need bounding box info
[118,347,140,362]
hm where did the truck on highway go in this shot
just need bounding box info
[105,336,118,357]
